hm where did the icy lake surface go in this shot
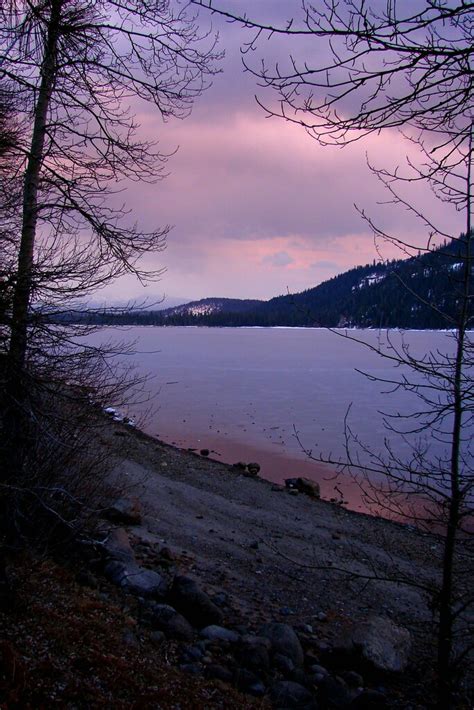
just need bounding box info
[89,327,466,512]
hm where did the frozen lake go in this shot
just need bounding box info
[89,326,466,513]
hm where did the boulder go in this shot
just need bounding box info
[350,616,411,673]
[259,622,304,667]
[200,625,240,643]
[169,576,223,629]
[103,527,134,562]
[244,461,260,478]
[284,477,320,499]
[270,680,316,709]
[246,462,261,476]
[145,603,194,641]
[104,560,167,599]
[104,497,142,525]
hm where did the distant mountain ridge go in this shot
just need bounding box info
[82,239,471,329]
[160,297,263,318]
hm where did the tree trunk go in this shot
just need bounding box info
[8,0,62,379]
[4,0,62,486]
[436,129,473,709]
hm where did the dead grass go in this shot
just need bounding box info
[0,555,267,709]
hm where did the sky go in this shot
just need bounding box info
[98,1,465,307]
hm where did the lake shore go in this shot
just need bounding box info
[102,418,449,705]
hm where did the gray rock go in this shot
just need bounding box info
[284,477,320,499]
[270,680,316,709]
[146,603,194,641]
[351,616,411,672]
[260,622,304,667]
[103,528,134,562]
[105,560,168,598]
[200,625,240,643]
[104,497,142,525]
[122,567,168,598]
[169,575,223,629]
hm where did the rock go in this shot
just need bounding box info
[169,576,223,629]
[260,622,304,667]
[200,449,210,456]
[103,528,134,562]
[247,462,260,476]
[284,477,321,499]
[351,616,411,673]
[271,484,284,492]
[145,603,194,641]
[200,625,240,643]
[104,497,142,525]
[233,461,247,470]
[270,680,316,709]
[123,568,168,598]
[104,560,168,598]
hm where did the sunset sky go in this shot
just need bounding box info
[99,2,464,307]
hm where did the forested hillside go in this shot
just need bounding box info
[81,239,470,329]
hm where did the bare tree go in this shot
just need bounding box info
[0,2,219,555]
[191,2,474,706]
[0,1,219,471]
[192,0,473,145]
